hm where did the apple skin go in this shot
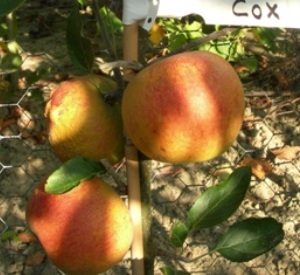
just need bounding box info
[26,177,133,275]
[122,51,245,163]
[45,75,124,164]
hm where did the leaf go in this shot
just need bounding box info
[0,52,22,71]
[66,3,94,73]
[213,217,284,262]
[45,156,106,194]
[0,229,18,241]
[18,231,37,243]
[160,266,190,275]
[270,146,300,161]
[170,221,189,248]
[149,22,164,46]
[187,166,251,230]
[0,0,26,17]
[238,56,259,74]
[253,27,281,52]
[168,33,187,52]
[239,157,272,180]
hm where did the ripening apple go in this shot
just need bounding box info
[122,51,245,163]
[26,176,133,275]
[45,75,124,164]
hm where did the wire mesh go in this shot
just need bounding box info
[1,1,300,275]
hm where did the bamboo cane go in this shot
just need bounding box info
[123,22,146,275]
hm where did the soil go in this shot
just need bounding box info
[1,1,300,275]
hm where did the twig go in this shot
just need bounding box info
[95,58,143,72]
[100,159,127,193]
[171,27,239,55]
[245,90,300,97]
[147,27,239,67]
[91,0,124,89]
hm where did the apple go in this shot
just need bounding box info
[26,176,133,275]
[45,75,124,164]
[122,51,245,163]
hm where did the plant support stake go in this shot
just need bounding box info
[123,21,146,275]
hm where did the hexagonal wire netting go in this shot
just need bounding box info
[1,2,300,275]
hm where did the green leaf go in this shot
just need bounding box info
[160,266,190,275]
[170,221,189,248]
[187,166,251,229]
[0,52,22,71]
[24,67,53,85]
[213,217,284,262]
[240,56,259,73]
[168,33,187,52]
[66,3,94,74]
[253,27,281,52]
[0,0,26,17]
[0,229,18,242]
[45,156,106,194]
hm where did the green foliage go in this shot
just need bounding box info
[169,221,189,248]
[0,229,19,242]
[99,6,123,37]
[0,52,22,71]
[66,3,94,74]
[213,218,284,262]
[170,167,251,248]
[45,156,106,194]
[99,6,123,56]
[160,266,190,275]
[77,0,89,6]
[252,27,283,53]
[0,0,26,17]
[23,67,53,86]
[149,19,297,79]
[0,22,8,37]
[187,166,251,229]
[166,167,284,272]
[157,18,247,62]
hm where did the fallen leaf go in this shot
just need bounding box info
[149,22,164,46]
[250,97,272,109]
[0,117,17,131]
[239,157,273,180]
[155,165,183,178]
[25,251,46,266]
[18,231,38,243]
[211,167,233,179]
[234,64,250,74]
[270,146,300,161]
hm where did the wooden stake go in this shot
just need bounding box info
[123,23,139,80]
[123,22,145,275]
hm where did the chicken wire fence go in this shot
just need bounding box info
[1,3,300,275]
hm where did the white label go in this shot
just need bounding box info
[199,0,299,28]
[123,0,300,29]
[154,0,300,29]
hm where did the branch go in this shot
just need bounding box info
[91,0,124,89]
[171,27,239,55]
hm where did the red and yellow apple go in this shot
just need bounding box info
[26,176,133,275]
[122,51,245,163]
[45,75,124,164]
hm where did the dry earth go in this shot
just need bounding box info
[1,1,300,275]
